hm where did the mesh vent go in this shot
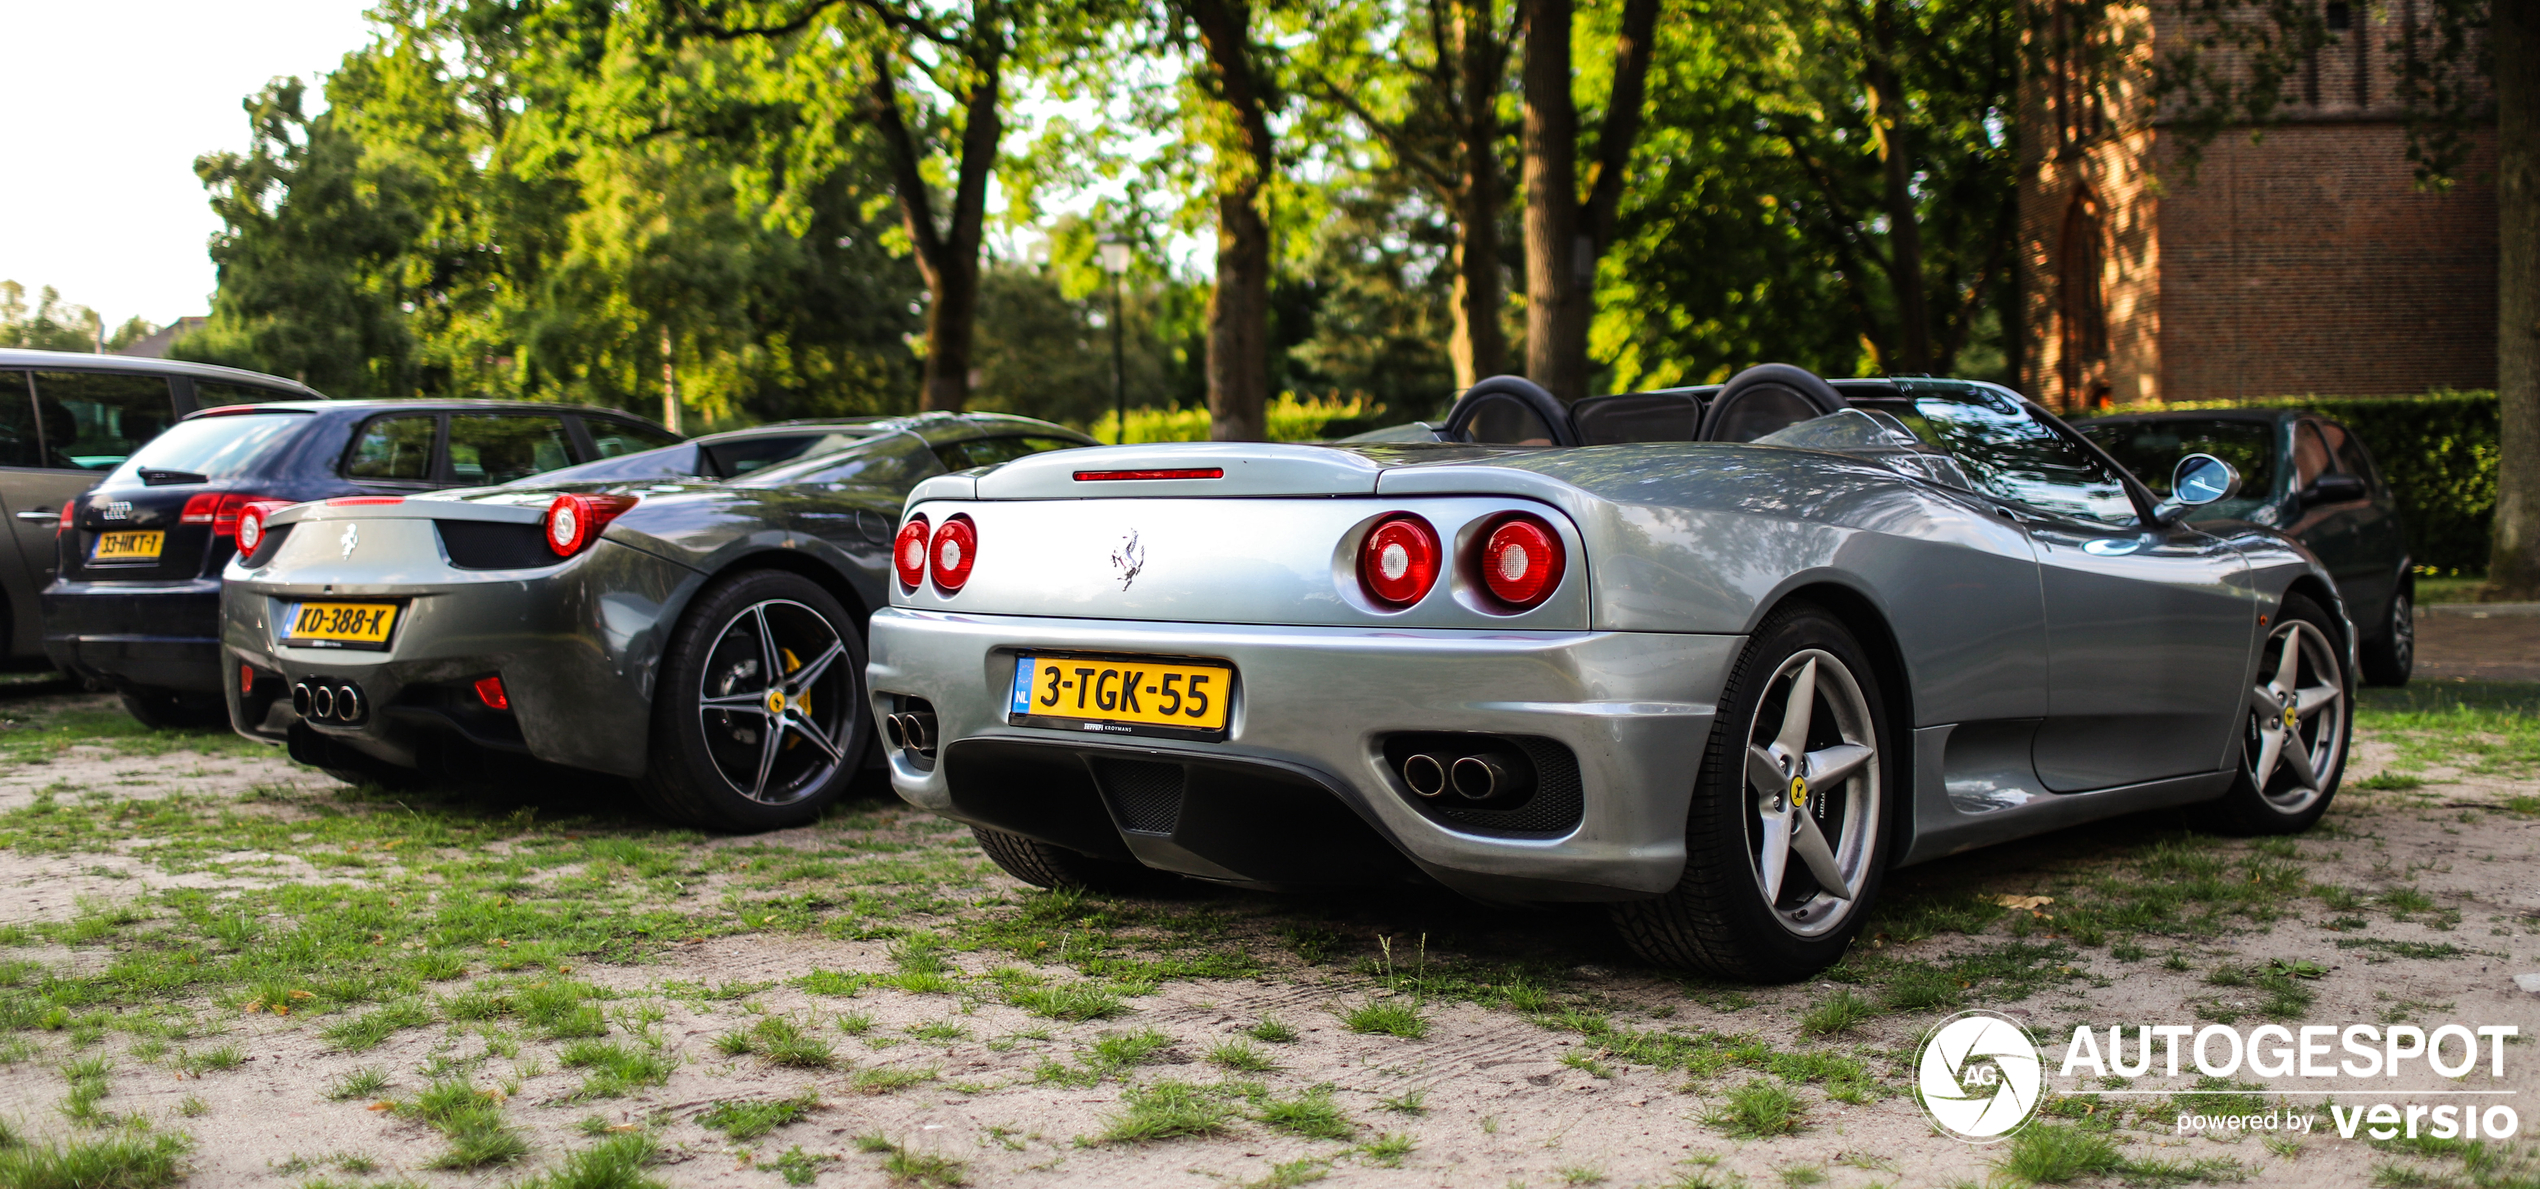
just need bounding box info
[1429,736,1584,837]
[438,520,556,570]
[1092,758,1185,834]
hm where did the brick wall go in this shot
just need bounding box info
[2154,123,2498,401]
[2017,0,2498,408]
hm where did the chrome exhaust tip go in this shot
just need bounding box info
[291,681,313,717]
[1451,752,1529,802]
[308,684,335,721]
[902,710,937,755]
[333,683,363,723]
[883,713,908,751]
[1402,753,1448,798]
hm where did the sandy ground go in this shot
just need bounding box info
[0,689,2533,1188]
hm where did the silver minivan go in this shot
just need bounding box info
[0,349,322,668]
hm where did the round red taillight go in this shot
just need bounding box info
[930,515,977,592]
[894,516,930,589]
[541,493,638,558]
[1478,514,1565,609]
[236,505,267,554]
[1359,515,1442,607]
[546,495,593,556]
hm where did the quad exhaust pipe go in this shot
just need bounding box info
[291,680,367,725]
[1399,748,1532,804]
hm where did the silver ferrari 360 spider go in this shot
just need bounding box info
[220,411,1089,829]
[865,367,2352,981]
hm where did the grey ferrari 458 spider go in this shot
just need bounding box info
[865,367,2355,981]
[221,411,1090,829]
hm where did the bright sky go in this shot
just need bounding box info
[0,0,378,328]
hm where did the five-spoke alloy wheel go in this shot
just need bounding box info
[640,570,869,830]
[2208,592,2350,834]
[1611,603,1891,981]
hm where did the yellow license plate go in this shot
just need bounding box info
[280,601,400,648]
[91,531,163,561]
[1009,654,1233,735]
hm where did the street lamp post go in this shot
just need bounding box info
[1097,237,1132,443]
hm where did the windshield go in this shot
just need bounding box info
[108,413,306,483]
[2078,418,2278,523]
[735,432,943,488]
[1886,392,2139,527]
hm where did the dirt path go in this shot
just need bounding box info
[0,687,2531,1188]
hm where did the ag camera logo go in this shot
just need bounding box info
[1918,1010,2044,1141]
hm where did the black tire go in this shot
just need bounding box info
[972,827,1166,894]
[635,569,870,832]
[1608,603,1894,982]
[2203,592,2350,835]
[2358,580,2415,687]
[119,687,228,729]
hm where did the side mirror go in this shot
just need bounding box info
[2155,453,2240,524]
[2301,473,2368,507]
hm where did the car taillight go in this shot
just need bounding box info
[474,675,510,710]
[930,515,977,592]
[234,500,294,555]
[893,516,930,589]
[1476,514,1565,609]
[181,492,289,539]
[55,502,72,536]
[240,664,257,696]
[1358,514,1441,607]
[543,494,640,557]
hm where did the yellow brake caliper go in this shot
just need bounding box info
[780,648,806,748]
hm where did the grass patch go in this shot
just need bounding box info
[1247,1018,1298,1044]
[509,1132,663,1189]
[321,999,434,1052]
[1208,1039,1278,1072]
[1707,1079,1806,1138]
[405,1079,530,1170]
[0,1131,189,1189]
[1259,1084,1356,1140]
[1797,989,1878,1036]
[1098,1079,1243,1144]
[2000,1123,2122,1183]
[558,1039,675,1098]
[1004,983,1129,1022]
[1341,999,1429,1040]
[699,1089,821,1141]
[852,1066,940,1095]
[325,1067,390,1101]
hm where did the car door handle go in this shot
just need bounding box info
[13,508,56,523]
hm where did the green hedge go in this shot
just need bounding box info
[2143,391,2497,573]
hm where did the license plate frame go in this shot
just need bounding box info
[90,531,164,562]
[1007,652,1235,740]
[277,600,403,650]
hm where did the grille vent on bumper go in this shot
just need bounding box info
[1383,734,1585,838]
[1091,758,1185,834]
[438,521,555,569]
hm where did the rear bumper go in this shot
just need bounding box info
[865,608,1745,901]
[43,577,224,691]
[221,538,703,776]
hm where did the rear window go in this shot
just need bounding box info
[111,413,306,482]
[702,433,872,478]
[586,418,682,459]
[736,433,941,489]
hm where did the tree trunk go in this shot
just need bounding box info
[1521,0,1657,401]
[1448,0,1510,387]
[869,32,1002,413]
[1209,188,1273,440]
[1521,0,1584,400]
[2486,0,2539,598]
[1862,0,1929,373]
[1189,0,1276,441]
